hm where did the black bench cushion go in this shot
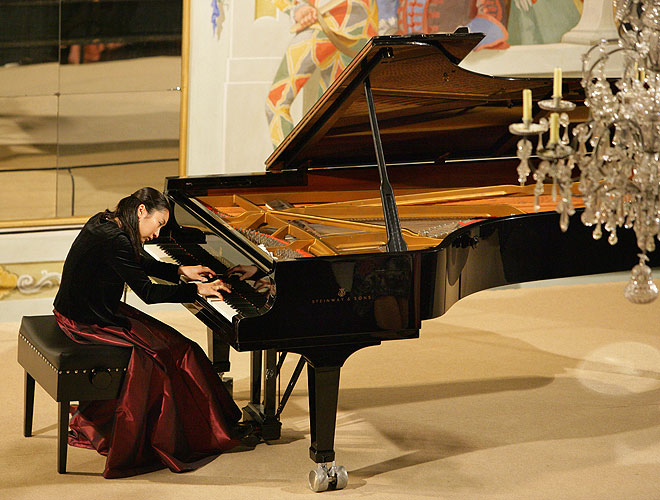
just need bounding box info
[19,315,132,372]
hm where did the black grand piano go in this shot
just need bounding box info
[145,33,658,491]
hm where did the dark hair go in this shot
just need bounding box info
[104,187,170,255]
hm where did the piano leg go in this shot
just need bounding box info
[299,342,378,492]
[307,363,339,463]
[306,363,351,492]
[206,327,233,395]
[206,327,231,373]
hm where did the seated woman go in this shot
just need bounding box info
[53,187,245,479]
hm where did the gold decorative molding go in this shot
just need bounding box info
[179,0,191,178]
[0,262,63,301]
[0,216,88,230]
[0,266,18,300]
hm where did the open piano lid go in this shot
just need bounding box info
[265,33,566,172]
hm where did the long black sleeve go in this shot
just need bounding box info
[110,236,197,305]
[54,213,198,329]
[140,249,181,283]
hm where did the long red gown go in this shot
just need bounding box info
[54,304,242,479]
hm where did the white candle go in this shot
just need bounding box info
[549,113,560,144]
[553,67,562,99]
[522,89,532,122]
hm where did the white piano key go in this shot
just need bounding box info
[144,244,176,263]
[207,297,239,321]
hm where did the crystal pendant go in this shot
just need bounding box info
[624,255,659,304]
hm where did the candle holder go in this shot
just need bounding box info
[538,96,576,113]
[510,114,576,231]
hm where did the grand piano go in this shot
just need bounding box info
[145,33,659,491]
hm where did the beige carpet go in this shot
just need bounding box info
[2,281,660,499]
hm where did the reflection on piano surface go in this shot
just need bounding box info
[144,34,659,491]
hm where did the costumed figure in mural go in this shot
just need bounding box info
[265,0,378,147]
[507,0,582,45]
[397,0,511,50]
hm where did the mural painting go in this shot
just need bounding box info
[265,0,379,147]
[255,0,585,147]
[187,1,590,174]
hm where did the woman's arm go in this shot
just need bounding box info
[111,238,198,304]
[114,238,232,303]
[140,250,181,283]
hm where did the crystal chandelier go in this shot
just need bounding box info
[510,0,660,304]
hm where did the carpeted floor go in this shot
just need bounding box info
[2,280,660,499]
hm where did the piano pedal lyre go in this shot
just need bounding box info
[275,353,306,419]
[244,351,307,442]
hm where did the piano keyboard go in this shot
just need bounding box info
[143,242,269,321]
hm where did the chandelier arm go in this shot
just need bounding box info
[582,39,620,63]
[584,46,636,81]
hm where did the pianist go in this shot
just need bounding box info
[53,187,246,479]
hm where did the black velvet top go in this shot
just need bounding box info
[54,213,198,328]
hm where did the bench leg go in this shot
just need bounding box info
[57,401,69,474]
[24,372,34,437]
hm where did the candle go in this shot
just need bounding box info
[553,67,562,99]
[549,113,559,144]
[522,89,532,122]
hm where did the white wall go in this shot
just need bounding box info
[186,1,303,176]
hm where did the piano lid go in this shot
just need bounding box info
[265,33,580,172]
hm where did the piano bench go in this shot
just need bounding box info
[17,315,132,474]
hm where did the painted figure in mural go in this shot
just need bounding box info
[507,0,582,45]
[53,187,251,478]
[397,0,511,50]
[265,0,379,148]
[396,0,584,49]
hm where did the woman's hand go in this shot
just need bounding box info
[197,279,231,300]
[294,5,317,31]
[226,264,258,281]
[179,265,216,281]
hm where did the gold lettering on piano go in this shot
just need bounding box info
[310,294,373,304]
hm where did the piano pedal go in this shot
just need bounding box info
[242,403,282,441]
[308,462,348,492]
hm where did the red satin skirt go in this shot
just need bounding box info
[53,304,241,478]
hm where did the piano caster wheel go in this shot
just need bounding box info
[308,465,329,492]
[334,465,348,490]
[308,462,348,492]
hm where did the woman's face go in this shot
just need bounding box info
[137,205,169,243]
